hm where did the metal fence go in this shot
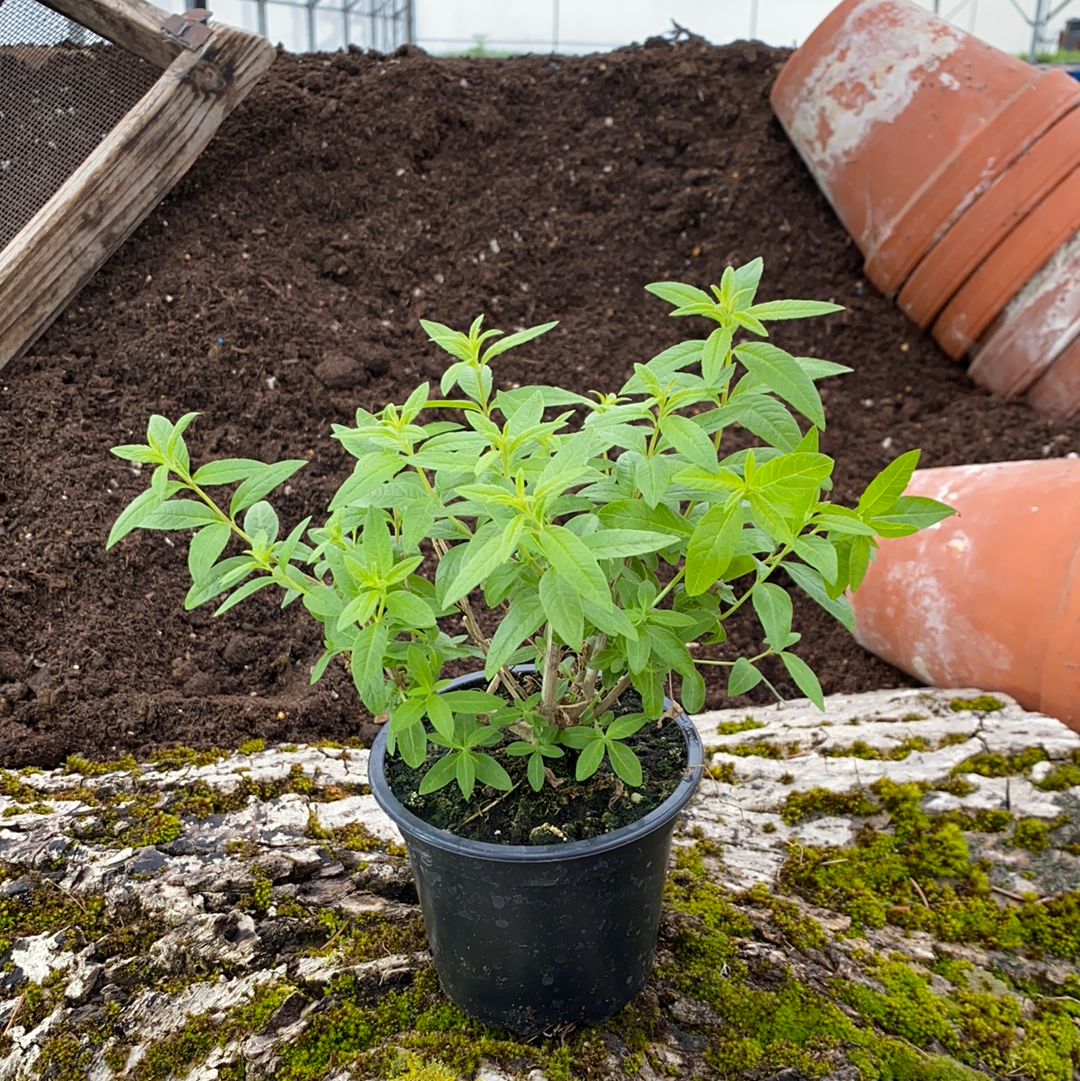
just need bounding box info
[178,0,1073,59]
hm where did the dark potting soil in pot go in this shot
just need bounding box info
[3,35,1080,770]
[383,680,689,844]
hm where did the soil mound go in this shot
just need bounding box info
[2,36,1076,768]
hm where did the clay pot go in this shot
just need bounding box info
[898,99,1080,330]
[849,459,1080,731]
[967,233,1080,400]
[769,0,1076,298]
[930,165,1080,360]
[1026,332,1080,417]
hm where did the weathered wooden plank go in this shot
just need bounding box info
[37,0,183,69]
[0,24,276,374]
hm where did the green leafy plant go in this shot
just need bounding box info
[108,259,952,801]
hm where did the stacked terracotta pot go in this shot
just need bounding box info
[771,0,1080,416]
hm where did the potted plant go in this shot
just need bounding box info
[107,258,952,1034]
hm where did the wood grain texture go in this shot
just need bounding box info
[38,0,184,69]
[0,24,275,373]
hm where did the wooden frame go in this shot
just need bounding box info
[0,0,276,372]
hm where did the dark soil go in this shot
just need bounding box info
[3,34,1079,770]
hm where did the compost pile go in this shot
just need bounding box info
[2,33,1078,769]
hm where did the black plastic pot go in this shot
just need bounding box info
[367,674,704,1035]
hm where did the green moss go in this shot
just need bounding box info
[934,776,978,797]
[660,849,988,1081]
[953,748,1049,777]
[708,761,738,785]
[148,745,229,770]
[740,882,827,950]
[949,695,1005,713]
[1011,816,1069,854]
[779,786,879,826]
[62,754,139,777]
[708,717,767,738]
[238,739,267,754]
[726,739,801,759]
[823,736,934,761]
[1033,751,1080,791]
[778,780,1080,960]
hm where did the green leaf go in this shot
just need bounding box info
[701,325,734,385]
[847,535,875,591]
[681,666,706,714]
[385,590,437,629]
[782,561,856,633]
[645,281,715,310]
[361,507,393,576]
[535,525,611,610]
[747,299,844,321]
[719,394,802,453]
[606,741,643,787]
[671,464,743,496]
[606,713,648,740]
[752,581,794,649]
[579,528,679,560]
[418,753,460,795]
[396,718,428,769]
[813,510,879,536]
[780,652,824,709]
[214,575,276,616]
[596,499,691,539]
[539,570,584,650]
[471,752,513,791]
[188,522,232,583]
[857,449,921,517]
[634,455,676,509]
[243,500,279,545]
[527,752,545,791]
[140,499,221,531]
[485,595,545,677]
[728,657,763,696]
[792,535,838,583]
[337,590,380,630]
[620,340,705,393]
[425,694,456,741]
[420,319,474,362]
[439,690,505,713]
[184,555,255,609]
[229,461,307,517]
[107,487,166,548]
[685,502,744,596]
[439,526,506,607]
[111,444,160,464]
[350,621,389,702]
[456,753,478,799]
[191,458,266,486]
[480,321,558,362]
[870,495,955,536]
[660,414,718,471]
[735,342,825,430]
[575,738,607,781]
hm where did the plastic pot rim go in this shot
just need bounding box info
[368,673,705,865]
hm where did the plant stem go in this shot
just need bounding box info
[540,622,561,724]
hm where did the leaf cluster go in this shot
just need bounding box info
[108,259,953,800]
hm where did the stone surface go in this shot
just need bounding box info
[1,687,1079,1080]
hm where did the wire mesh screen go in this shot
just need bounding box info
[0,0,159,252]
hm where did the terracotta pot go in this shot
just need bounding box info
[1026,330,1080,417]
[967,232,1080,398]
[770,0,1068,298]
[898,100,1080,330]
[849,459,1080,731]
[931,166,1080,360]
